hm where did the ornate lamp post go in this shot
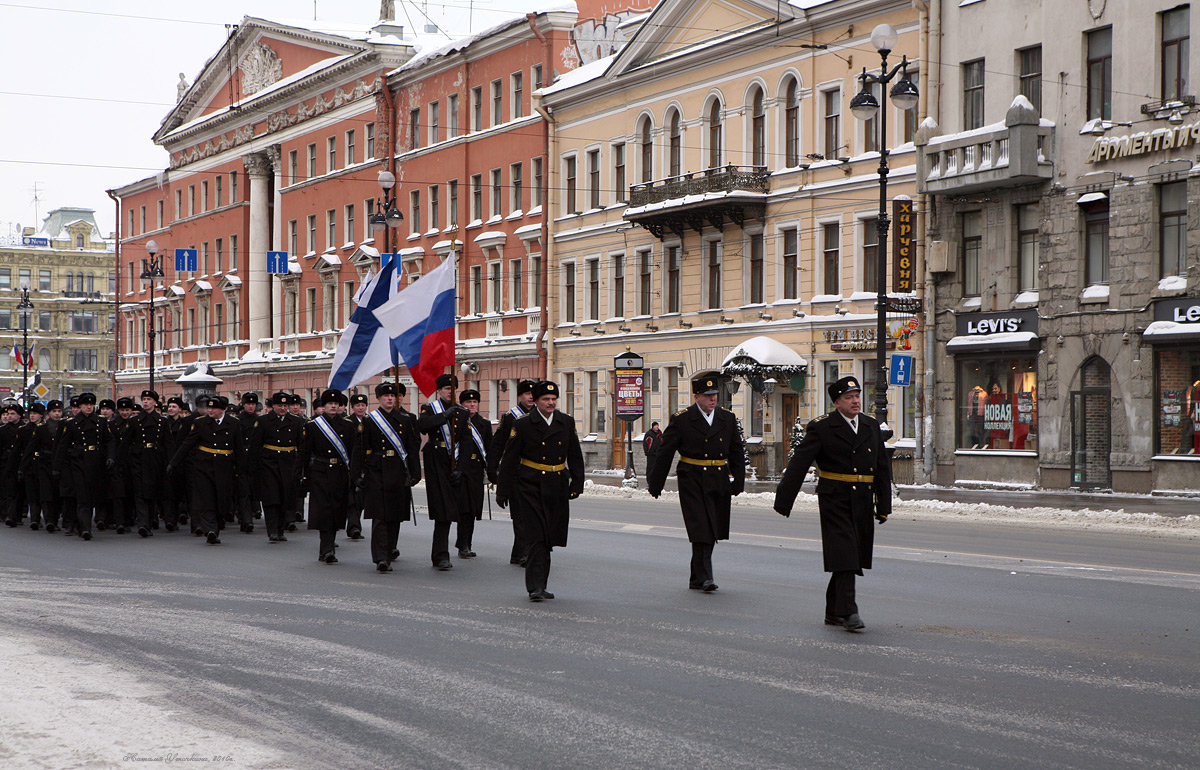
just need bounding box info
[850,23,919,426]
[141,240,166,393]
[371,169,405,254]
[17,279,33,408]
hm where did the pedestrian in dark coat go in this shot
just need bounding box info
[162,397,193,531]
[249,392,306,542]
[52,392,108,539]
[234,392,262,533]
[295,390,358,564]
[121,390,172,536]
[355,382,422,572]
[453,389,493,558]
[418,373,470,571]
[648,377,746,592]
[21,400,62,531]
[286,394,309,528]
[168,395,245,545]
[103,397,136,533]
[14,403,43,527]
[487,379,536,565]
[643,421,663,482]
[1,404,25,526]
[496,380,585,601]
[344,393,370,540]
[774,376,892,632]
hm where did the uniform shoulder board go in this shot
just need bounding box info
[673,408,687,417]
[811,413,829,423]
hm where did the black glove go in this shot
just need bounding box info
[648,489,660,499]
[569,491,579,500]
[496,495,508,509]
[875,513,888,524]
[106,458,115,469]
[408,477,420,487]
[165,464,174,476]
[449,470,464,485]
[353,477,365,492]
[774,506,791,518]
[731,484,744,496]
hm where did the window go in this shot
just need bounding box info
[640,118,654,182]
[38,269,51,291]
[68,349,99,371]
[511,163,523,211]
[345,205,355,244]
[1163,8,1190,102]
[215,237,223,273]
[472,86,483,130]
[957,356,1038,450]
[532,64,543,90]
[666,245,681,313]
[215,176,223,207]
[202,180,209,211]
[784,79,800,166]
[346,130,356,165]
[70,312,97,333]
[749,232,764,304]
[448,94,459,137]
[1155,347,1200,454]
[668,367,680,415]
[586,258,600,319]
[307,143,317,178]
[491,79,503,125]
[410,109,421,150]
[0,268,8,288]
[364,198,374,240]
[613,144,626,203]
[565,156,578,214]
[1019,46,1042,115]
[410,190,421,235]
[215,303,224,343]
[174,189,182,220]
[471,174,483,221]
[962,211,982,296]
[963,59,985,129]
[1087,28,1112,121]
[491,169,502,218]
[863,219,879,293]
[366,122,376,158]
[230,170,238,202]
[230,234,238,270]
[1084,199,1110,285]
[307,287,317,332]
[328,136,337,170]
[202,242,210,275]
[511,259,523,308]
[327,209,336,251]
[308,215,317,254]
[708,100,723,169]
[1017,203,1040,291]
[588,372,601,434]
[429,100,440,144]
[823,223,840,296]
[188,185,195,216]
[669,111,682,177]
[109,273,116,294]
[490,262,502,313]
[751,88,766,167]
[512,72,523,119]
[470,266,483,315]
[588,149,601,210]
[429,186,439,231]
[531,254,542,307]
[0,308,8,329]
[1161,182,1187,278]
[448,180,459,227]
[564,262,576,322]
[156,200,163,229]
[39,310,51,331]
[289,220,298,257]
[532,157,543,208]
[706,240,723,309]
[613,254,625,317]
[639,250,653,316]
[823,88,841,158]
[564,373,575,425]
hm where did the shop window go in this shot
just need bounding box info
[1156,348,1200,455]
[957,356,1038,450]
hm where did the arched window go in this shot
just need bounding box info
[751,88,766,167]
[640,118,654,183]
[75,234,84,248]
[669,110,682,178]
[708,100,723,169]
[784,78,800,166]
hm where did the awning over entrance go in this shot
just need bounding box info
[946,331,1040,354]
[720,336,807,376]
[1142,320,1200,342]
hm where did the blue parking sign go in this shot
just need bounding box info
[889,355,913,387]
[174,248,197,272]
[267,251,289,274]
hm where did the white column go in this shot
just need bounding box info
[244,153,272,357]
[268,145,284,347]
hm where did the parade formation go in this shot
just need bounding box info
[1,372,891,625]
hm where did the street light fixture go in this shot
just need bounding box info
[851,23,918,428]
[141,239,166,394]
[371,169,404,252]
[17,278,33,408]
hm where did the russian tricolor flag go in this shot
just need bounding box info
[373,254,456,397]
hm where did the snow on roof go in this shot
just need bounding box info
[193,280,213,291]
[946,331,1038,349]
[623,189,766,218]
[395,2,577,74]
[1143,320,1200,339]
[540,53,614,96]
[473,231,508,243]
[720,335,807,368]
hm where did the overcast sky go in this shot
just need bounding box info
[0,0,551,239]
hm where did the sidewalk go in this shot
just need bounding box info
[587,473,1199,518]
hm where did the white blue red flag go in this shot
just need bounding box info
[372,254,456,397]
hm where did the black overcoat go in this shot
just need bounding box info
[236,410,260,501]
[104,415,131,500]
[647,404,746,543]
[774,411,892,573]
[418,400,471,523]
[486,404,529,484]
[249,412,305,507]
[457,413,492,521]
[53,411,108,506]
[170,415,245,518]
[121,410,170,499]
[295,415,358,532]
[20,417,59,503]
[355,406,421,523]
[496,410,584,548]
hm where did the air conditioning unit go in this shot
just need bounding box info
[927,240,956,274]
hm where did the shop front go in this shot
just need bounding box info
[1144,296,1200,491]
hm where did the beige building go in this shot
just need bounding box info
[539,0,923,476]
[0,207,117,404]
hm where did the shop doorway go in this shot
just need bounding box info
[1071,357,1111,489]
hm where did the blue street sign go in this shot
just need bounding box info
[267,251,289,274]
[380,253,395,270]
[889,354,913,387]
[174,248,198,272]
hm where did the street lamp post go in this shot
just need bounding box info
[850,23,919,427]
[371,169,405,255]
[17,280,33,408]
[141,240,166,393]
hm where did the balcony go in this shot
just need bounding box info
[916,96,1053,195]
[625,165,769,239]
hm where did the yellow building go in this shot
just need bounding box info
[539,0,923,476]
[0,208,118,404]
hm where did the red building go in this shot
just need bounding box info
[112,2,650,412]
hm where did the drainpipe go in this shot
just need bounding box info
[922,0,942,483]
[533,24,554,380]
[106,188,121,399]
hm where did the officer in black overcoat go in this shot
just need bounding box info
[453,388,493,558]
[286,394,309,529]
[295,389,358,564]
[487,379,535,565]
[234,392,262,533]
[774,376,892,632]
[496,380,584,602]
[418,373,469,571]
[162,396,193,531]
[355,382,422,572]
[168,395,246,545]
[121,390,172,536]
[21,400,62,531]
[13,403,43,527]
[1,404,25,526]
[648,376,746,592]
[250,392,305,542]
[344,393,370,540]
[52,392,108,540]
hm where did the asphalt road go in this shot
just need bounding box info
[0,493,1195,770]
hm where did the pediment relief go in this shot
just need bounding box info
[240,42,283,97]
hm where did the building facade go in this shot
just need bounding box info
[540,0,923,475]
[0,208,117,404]
[916,0,1200,492]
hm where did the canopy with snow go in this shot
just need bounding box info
[720,336,807,378]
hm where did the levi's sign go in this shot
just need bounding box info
[1153,297,1200,323]
[956,309,1038,337]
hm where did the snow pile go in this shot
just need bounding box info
[579,481,1200,537]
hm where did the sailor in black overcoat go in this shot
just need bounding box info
[418,373,469,570]
[355,381,422,571]
[52,392,108,539]
[487,379,535,565]
[648,376,746,591]
[250,392,306,542]
[20,400,62,531]
[122,390,172,536]
[453,389,492,558]
[295,389,358,564]
[774,376,892,632]
[234,391,262,533]
[344,393,370,540]
[496,380,584,601]
[168,395,246,545]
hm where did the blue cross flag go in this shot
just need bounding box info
[174,248,198,272]
[267,251,290,274]
[889,354,913,387]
